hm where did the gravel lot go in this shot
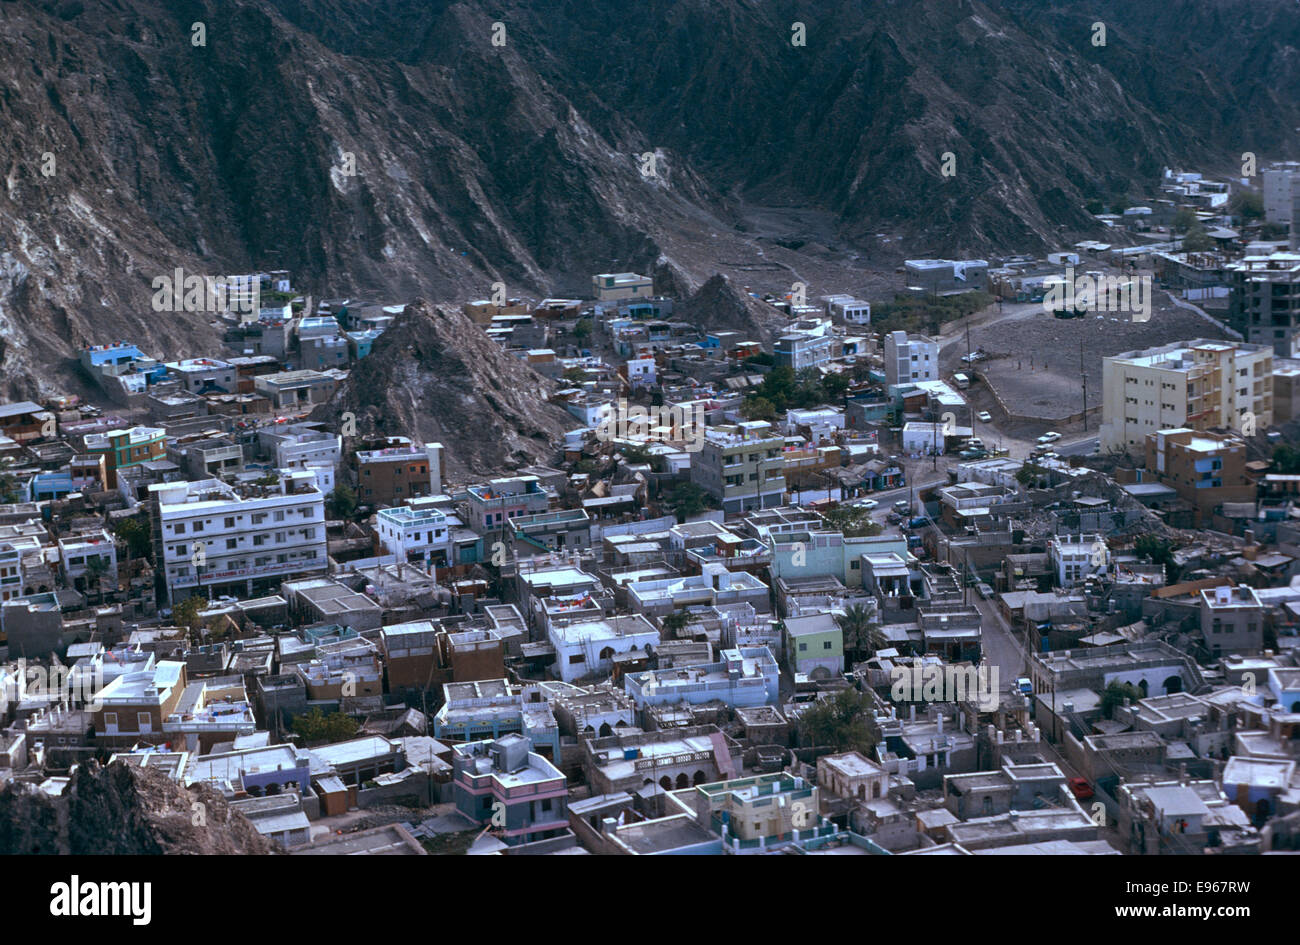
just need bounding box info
[940,290,1234,436]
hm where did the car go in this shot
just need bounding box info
[886,512,903,525]
[976,582,994,600]
[1067,777,1094,801]
[893,500,911,513]
[958,448,988,459]
[966,437,984,448]
[853,498,879,511]
[977,411,992,423]
[1036,431,1061,445]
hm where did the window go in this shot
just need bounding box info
[824,641,833,650]
[224,517,236,528]
[799,642,807,652]
[274,510,285,522]
[226,538,238,550]
[193,521,204,533]
[569,654,585,665]
[173,523,186,535]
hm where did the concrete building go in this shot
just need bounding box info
[625,645,779,709]
[1048,534,1109,587]
[353,440,444,507]
[465,475,549,533]
[451,734,569,847]
[884,331,939,387]
[904,259,989,295]
[818,751,889,803]
[1145,428,1253,524]
[548,614,660,684]
[690,422,787,514]
[1098,340,1274,454]
[149,470,327,605]
[783,611,844,679]
[375,505,454,567]
[593,272,653,302]
[93,660,188,748]
[1199,584,1265,657]
[84,426,166,488]
[1262,161,1300,226]
[1228,251,1300,357]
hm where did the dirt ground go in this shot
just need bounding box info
[939,289,1234,437]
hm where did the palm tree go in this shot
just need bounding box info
[835,603,881,667]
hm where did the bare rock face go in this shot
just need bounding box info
[314,300,575,480]
[679,274,789,346]
[2,0,1298,393]
[0,761,275,856]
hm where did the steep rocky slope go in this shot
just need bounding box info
[312,300,575,479]
[0,761,274,855]
[1,0,1298,397]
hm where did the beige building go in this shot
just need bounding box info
[1099,340,1273,454]
[592,272,652,301]
[689,421,787,514]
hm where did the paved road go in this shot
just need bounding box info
[1055,435,1099,457]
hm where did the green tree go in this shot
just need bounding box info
[1100,681,1143,719]
[660,610,694,637]
[834,603,881,666]
[326,484,358,520]
[291,707,361,745]
[114,516,153,561]
[83,555,110,605]
[1172,207,1199,234]
[820,372,850,402]
[1273,444,1300,475]
[1230,191,1264,221]
[1181,226,1213,252]
[1016,462,1048,488]
[573,318,592,343]
[0,458,20,504]
[667,482,710,522]
[740,396,778,422]
[821,505,883,538]
[798,688,876,753]
[173,595,207,633]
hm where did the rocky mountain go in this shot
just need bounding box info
[312,299,575,479]
[1,0,1298,397]
[0,760,275,855]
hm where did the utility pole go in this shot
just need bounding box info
[1080,338,1088,433]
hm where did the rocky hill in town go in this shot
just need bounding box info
[312,300,575,480]
[0,760,275,855]
[2,0,1299,399]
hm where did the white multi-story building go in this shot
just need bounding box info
[57,530,118,595]
[1098,339,1274,453]
[821,295,871,325]
[375,505,454,567]
[884,331,938,387]
[1262,161,1300,226]
[548,614,661,683]
[1048,534,1109,587]
[149,470,326,605]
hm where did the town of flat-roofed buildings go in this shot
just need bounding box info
[5,240,1300,860]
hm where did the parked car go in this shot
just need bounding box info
[893,500,911,513]
[853,498,879,511]
[977,411,992,423]
[959,448,989,459]
[1036,431,1061,444]
[976,582,994,600]
[1068,777,1094,801]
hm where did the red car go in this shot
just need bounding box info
[1068,777,1094,800]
